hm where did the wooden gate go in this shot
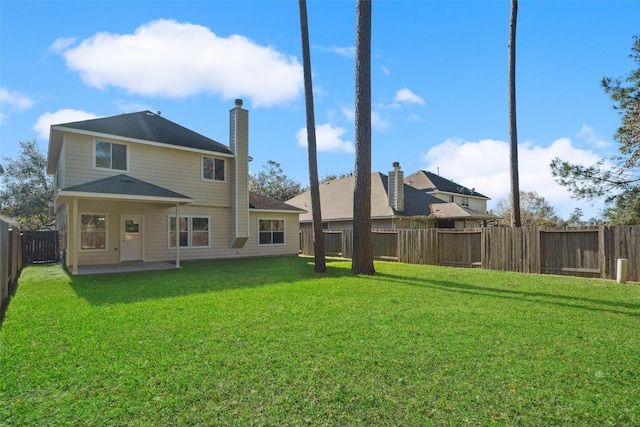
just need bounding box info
[22,230,59,264]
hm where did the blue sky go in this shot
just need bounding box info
[1,0,639,220]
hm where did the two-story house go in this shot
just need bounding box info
[286,163,496,230]
[47,100,304,275]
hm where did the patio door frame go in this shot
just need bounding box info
[120,214,144,262]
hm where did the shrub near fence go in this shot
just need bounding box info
[300,226,640,282]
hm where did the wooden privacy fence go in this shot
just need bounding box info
[1,220,23,314]
[300,226,640,282]
[22,230,59,264]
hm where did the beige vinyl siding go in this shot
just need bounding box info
[66,200,299,266]
[61,133,231,207]
[242,211,300,258]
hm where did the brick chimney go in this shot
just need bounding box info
[388,161,404,212]
[230,99,249,249]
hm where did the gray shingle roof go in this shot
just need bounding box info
[61,174,192,201]
[54,111,232,155]
[249,192,306,212]
[286,172,446,222]
[405,170,488,199]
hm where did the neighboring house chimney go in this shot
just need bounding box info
[230,99,250,249]
[388,161,404,212]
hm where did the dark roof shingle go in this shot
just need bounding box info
[61,174,191,201]
[54,111,232,154]
[249,192,306,212]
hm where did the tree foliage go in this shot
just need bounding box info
[320,171,353,184]
[1,139,54,230]
[551,35,640,224]
[494,191,560,227]
[249,160,303,202]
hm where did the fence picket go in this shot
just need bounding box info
[300,226,640,282]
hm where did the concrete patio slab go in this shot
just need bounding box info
[75,261,177,276]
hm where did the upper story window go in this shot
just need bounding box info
[202,157,225,181]
[95,141,127,171]
[461,197,470,208]
[448,195,455,203]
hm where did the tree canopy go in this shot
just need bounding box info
[1,139,54,230]
[494,191,560,227]
[551,35,640,225]
[248,160,303,202]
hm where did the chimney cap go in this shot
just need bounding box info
[235,99,243,107]
[392,161,401,170]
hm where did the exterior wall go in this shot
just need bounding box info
[61,133,231,207]
[64,200,299,267]
[431,191,488,212]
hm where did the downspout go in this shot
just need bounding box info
[72,197,78,275]
[175,203,181,269]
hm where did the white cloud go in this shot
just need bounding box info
[34,109,99,140]
[394,88,425,105]
[0,88,35,111]
[49,37,76,52]
[372,111,391,131]
[577,124,612,149]
[296,123,354,153]
[420,136,606,218]
[382,65,390,76]
[54,19,303,107]
[315,45,355,57]
[340,106,390,131]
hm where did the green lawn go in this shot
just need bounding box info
[1,257,639,426]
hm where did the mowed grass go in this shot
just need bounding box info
[1,257,639,426]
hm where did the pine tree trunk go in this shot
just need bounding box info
[508,0,522,227]
[352,0,375,275]
[298,0,326,272]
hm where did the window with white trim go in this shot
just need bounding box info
[259,219,285,245]
[95,141,127,171]
[202,157,225,181]
[80,214,107,250]
[461,197,470,207]
[169,216,210,248]
[448,195,454,203]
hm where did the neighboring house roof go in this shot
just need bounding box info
[57,174,193,204]
[48,111,232,174]
[249,192,306,213]
[405,170,489,199]
[287,173,446,223]
[428,203,497,220]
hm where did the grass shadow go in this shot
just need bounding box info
[375,270,640,318]
[69,256,352,306]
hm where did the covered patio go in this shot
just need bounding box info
[74,261,176,276]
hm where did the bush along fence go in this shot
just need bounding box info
[300,226,640,283]
[1,219,23,316]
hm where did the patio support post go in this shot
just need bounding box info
[175,203,181,268]
[72,197,78,275]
